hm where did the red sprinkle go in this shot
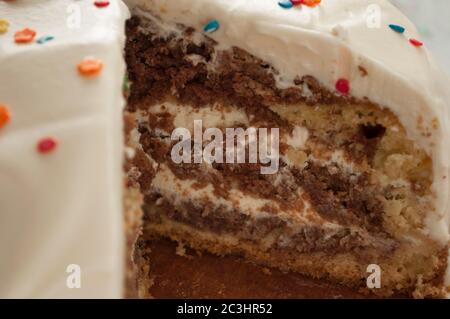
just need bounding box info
[290,0,304,5]
[94,1,110,8]
[409,38,423,47]
[37,137,58,154]
[335,78,350,95]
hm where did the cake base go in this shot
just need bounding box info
[136,237,406,299]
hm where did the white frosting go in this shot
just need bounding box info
[125,0,450,288]
[0,0,129,298]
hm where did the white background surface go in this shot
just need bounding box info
[392,0,450,75]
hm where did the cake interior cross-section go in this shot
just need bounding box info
[123,0,450,298]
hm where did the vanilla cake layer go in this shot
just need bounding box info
[123,8,450,297]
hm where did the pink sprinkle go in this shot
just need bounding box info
[37,137,58,154]
[335,78,350,95]
[409,38,423,47]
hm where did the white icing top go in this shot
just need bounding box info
[0,0,129,297]
[125,0,450,288]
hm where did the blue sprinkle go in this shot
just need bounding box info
[389,24,405,34]
[203,20,220,34]
[37,35,54,44]
[278,1,294,9]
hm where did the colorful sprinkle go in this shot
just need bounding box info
[203,20,220,34]
[37,137,58,154]
[278,1,294,9]
[389,24,405,34]
[77,58,104,77]
[280,0,321,8]
[37,35,54,44]
[94,1,110,8]
[0,19,9,34]
[0,105,11,129]
[409,38,423,47]
[335,78,350,95]
[300,0,322,7]
[14,28,37,44]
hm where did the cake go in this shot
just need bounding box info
[123,0,450,298]
[1,0,449,298]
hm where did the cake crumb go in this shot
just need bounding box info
[358,65,368,77]
[262,268,272,275]
[175,242,187,256]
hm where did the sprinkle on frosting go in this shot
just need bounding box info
[37,137,58,154]
[37,36,54,45]
[77,58,104,77]
[278,1,293,9]
[94,1,110,8]
[300,0,321,7]
[335,78,350,95]
[0,105,11,129]
[14,28,37,44]
[279,0,321,9]
[0,19,9,34]
[410,38,423,47]
[389,24,405,34]
[203,20,220,34]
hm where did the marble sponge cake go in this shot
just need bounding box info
[1,0,449,298]
[123,0,450,298]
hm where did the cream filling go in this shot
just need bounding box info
[152,163,328,227]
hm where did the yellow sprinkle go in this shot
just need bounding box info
[0,19,9,34]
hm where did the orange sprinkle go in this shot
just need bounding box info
[302,0,321,7]
[0,105,11,129]
[77,58,103,77]
[15,28,37,44]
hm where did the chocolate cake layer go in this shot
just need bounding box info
[125,16,389,166]
[144,196,396,259]
[138,140,386,234]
